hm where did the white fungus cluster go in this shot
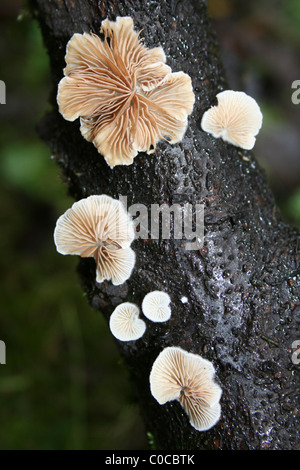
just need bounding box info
[51,14,267,437]
[108,294,222,432]
[109,290,172,342]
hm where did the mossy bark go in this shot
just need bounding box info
[31,0,300,450]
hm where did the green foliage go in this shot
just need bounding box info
[281,188,300,228]
[147,431,157,450]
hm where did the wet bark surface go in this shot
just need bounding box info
[30,0,300,450]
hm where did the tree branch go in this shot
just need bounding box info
[31,0,300,450]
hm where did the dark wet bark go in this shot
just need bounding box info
[30,0,300,450]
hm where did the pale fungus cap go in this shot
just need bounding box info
[57,16,195,167]
[201,90,263,150]
[149,346,222,431]
[54,194,135,285]
[109,302,146,341]
[142,291,171,322]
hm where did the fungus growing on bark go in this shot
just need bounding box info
[149,346,222,431]
[57,16,195,167]
[142,290,171,322]
[109,302,146,341]
[201,90,263,150]
[54,194,135,285]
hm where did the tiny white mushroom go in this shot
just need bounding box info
[142,290,171,322]
[149,346,222,431]
[201,90,263,150]
[109,302,146,341]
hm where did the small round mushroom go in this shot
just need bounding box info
[109,302,146,341]
[149,346,222,431]
[54,194,135,285]
[57,16,195,167]
[142,290,171,322]
[201,90,263,150]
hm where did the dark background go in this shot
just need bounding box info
[0,0,299,450]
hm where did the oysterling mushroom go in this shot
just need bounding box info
[54,194,135,285]
[142,290,171,322]
[201,90,263,150]
[57,16,195,167]
[109,302,146,341]
[150,346,222,431]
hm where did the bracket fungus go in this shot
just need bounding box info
[149,347,222,432]
[142,290,171,322]
[57,16,195,167]
[109,302,146,341]
[201,90,263,150]
[54,194,135,285]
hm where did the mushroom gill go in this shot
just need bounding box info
[57,16,195,167]
[150,346,222,431]
[53,194,135,285]
[201,90,263,150]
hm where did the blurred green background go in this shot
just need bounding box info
[0,0,299,450]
